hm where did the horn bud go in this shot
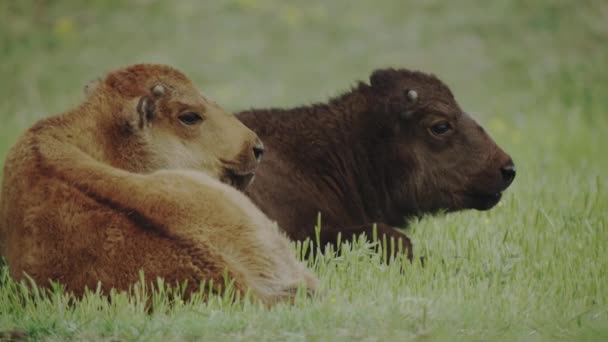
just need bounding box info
[152,84,165,96]
[407,89,418,102]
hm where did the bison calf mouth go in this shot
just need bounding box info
[467,191,503,211]
[222,168,256,190]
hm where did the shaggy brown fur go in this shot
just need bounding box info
[237,68,516,259]
[0,64,316,304]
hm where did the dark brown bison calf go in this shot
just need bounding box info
[237,68,515,260]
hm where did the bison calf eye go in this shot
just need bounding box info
[178,112,203,125]
[429,121,452,136]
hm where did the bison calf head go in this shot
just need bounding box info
[367,68,515,217]
[95,64,264,190]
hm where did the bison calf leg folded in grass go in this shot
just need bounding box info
[237,68,516,260]
[0,64,316,305]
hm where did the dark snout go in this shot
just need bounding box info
[460,117,517,210]
[500,160,516,188]
[468,151,516,210]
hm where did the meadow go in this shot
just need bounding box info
[0,0,607,340]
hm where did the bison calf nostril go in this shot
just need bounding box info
[253,144,264,162]
[500,163,516,184]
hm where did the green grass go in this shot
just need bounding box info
[1,0,607,340]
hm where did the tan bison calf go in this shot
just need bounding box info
[0,64,317,304]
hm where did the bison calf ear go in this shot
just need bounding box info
[370,68,397,93]
[135,84,167,127]
[136,95,156,126]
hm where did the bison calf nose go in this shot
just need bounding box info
[253,143,265,162]
[500,162,516,186]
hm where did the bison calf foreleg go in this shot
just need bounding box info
[317,223,413,262]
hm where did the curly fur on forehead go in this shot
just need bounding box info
[103,64,191,98]
[370,68,455,100]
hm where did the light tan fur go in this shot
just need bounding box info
[0,64,317,304]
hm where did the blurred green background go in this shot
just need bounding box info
[1,1,606,164]
[1,0,607,340]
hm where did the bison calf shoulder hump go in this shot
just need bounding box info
[237,68,515,259]
[0,64,316,305]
